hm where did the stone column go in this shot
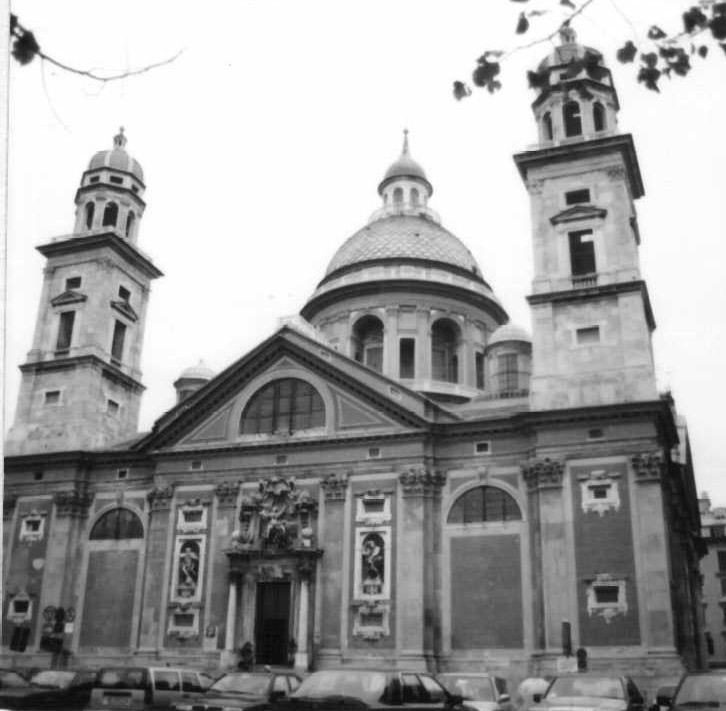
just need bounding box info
[3,495,18,582]
[214,482,240,658]
[224,574,239,652]
[522,458,571,654]
[318,472,348,664]
[384,306,398,378]
[294,560,314,671]
[137,486,174,650]
[397,468,445,669]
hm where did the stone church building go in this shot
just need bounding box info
[2,31,705,682]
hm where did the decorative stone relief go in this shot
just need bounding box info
[631,452,663,483]
[147,486,174,511]
[215,481,240,508]
[321,472,349,501]
[351,600,391,640]
[176,498,211,532]
[521,458,565,491]
[585,573,628,623]
[577,469,621,516]
[167,601,200,640]
[355,489,392,525]
[526,178,544,195]
[398,468,446,497]
[54,490,92,518]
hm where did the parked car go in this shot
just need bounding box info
[0,670,30,691]
[88,666,210,710]
[268,669,466,711]
[658,672,726,710]
[171,669,302,711]
[531,675,645,711]
[437,673,514,711]
[0,669,96,709]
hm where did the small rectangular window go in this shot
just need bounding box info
[594,585,620,604]
[720,578,726,596]
[577,326,600,345]
[275,454,288,465]
[45,390,61,405]
[109,176,123,185]
[190,460,203,471]
[475,352,485,389]
[12,600,30,615]
[588,427,605,440]
[131,184,140,194]
[117,468,128,480]
[399,338,415,378]
[65,276,82,290]
[475,441,490,454]
[718,551,726,572]
[368,447,381,459]
[118,285,131,302]
[111,320,127,363]
[89,176,100,184]
[565,188,591,205]
[592,485,610,499]
[363,499,384,513]
[107,399,119,415]
[56,311,76,352]
[34,471,44,481]
[569,229,596,276]
[25,519,41,533]
[183,510,204,524]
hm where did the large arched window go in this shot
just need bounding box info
[102,202,119,227]
[393,187,404,204]
[593,101,606,132]
[448,486,522,524]
[85,202,95,229]
[90,508,143,540]
[431,319,459,383]
[353,315,384,372]
[125,211,136,238]
[563,101,582,137]
[240,378,324,435]
[542,111,553,141]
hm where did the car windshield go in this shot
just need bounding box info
[30,671,76,689]
[96,668,148,690]
[547,677,624,700]
[675,675,726,705]
[292,671,387,702]
[210,674,271,695]
[0,671,29,689]
[439,676,495,701]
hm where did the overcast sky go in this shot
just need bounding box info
[6,1,726,501]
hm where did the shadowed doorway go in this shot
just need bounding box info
[255,582,291,665]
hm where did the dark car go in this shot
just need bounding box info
[437,674,514,711]
[531,675,645,711]
[0,668,96,709]
[272,669,465,711]
[661,672,726,710]
[171,669,302,711]
[0,669,31,690]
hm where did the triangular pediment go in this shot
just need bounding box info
[137,326,456,452]
[50,290,87,307]
[110,299,139,322]
[550,204,607,225]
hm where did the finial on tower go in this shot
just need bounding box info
[113,126,127,150]
[402,128,410,156]
[559,23,577,45]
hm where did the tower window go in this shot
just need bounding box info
[565,189,590,205]
[89,176,100,184]
[496,353,518,393]
[410,188,420,206]
[542,111,553,141]
[65,276,82,290]
[56,310,76,353]
[125,211,135,239]
[431,319,460,383]
[399,338,415,378]
[576,326,601,344]
[118,285,131,302]
[475,441,490,454]
[44,390,61,405]
[353,315,384,372]
[475,351,485,389]
[393,187,403,204]
[131,184,140,194]
[109,176,123,185]
[111,320,127,363]
[593,102,606,132]
[102,202,119,227]
[563,101,582,137]
[569,229,596,275]
[85,202,95,229]
[107,399,119,415]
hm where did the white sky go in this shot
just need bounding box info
[5,1,726,500]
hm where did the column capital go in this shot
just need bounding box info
[521,457,565,491]
[147,486,174,511]
[215,481,240,508]
[631,452,664,483]
[321,472,349,501]
[398,468,446,498]
[53,489,93,518]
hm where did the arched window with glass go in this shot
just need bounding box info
[353,315,384,372]
[90,508,144,540]
[431,319,460,383]
[125,211,136,239]
[563,101,582,137]
[85,202,95,230]
[102,202,119,227]
[593,102,606,132]
[240,378,325,435]
[542,111,553,141]
[447,486,522,524]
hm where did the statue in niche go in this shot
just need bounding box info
[177,541,200,597]
[361,532,385,596]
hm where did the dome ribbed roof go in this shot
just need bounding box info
[325,215,481,277]
[177,361,214,381]
[383,154,427,183]
[487,323,531,346]
[87,128,144,181]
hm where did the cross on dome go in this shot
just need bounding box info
[559,23,577,45]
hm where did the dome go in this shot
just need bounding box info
[177,361,214,382]
[487,323,531,347]
[324,215,482,278]
[537,26,604,72]
[87,128,144,182]
[378,129,432,196]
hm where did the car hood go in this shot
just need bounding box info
[196,692,266,706]
[536,697,628,711]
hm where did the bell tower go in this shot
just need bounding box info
[5,130,163,455]
[514,28,657,410]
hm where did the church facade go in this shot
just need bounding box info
[2,32,704,686]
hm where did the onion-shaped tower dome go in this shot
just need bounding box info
[301,131,509,403]
[88,128,144,181]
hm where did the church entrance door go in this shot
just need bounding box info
[255,582,291,665]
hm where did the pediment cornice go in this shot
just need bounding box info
[550,204,607,225]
